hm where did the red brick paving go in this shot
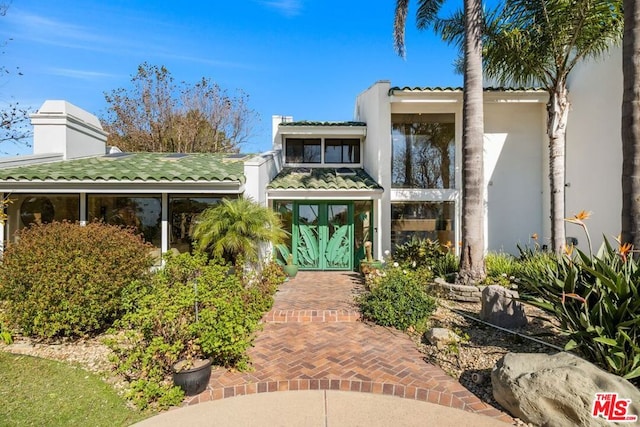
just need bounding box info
[186,271,513,423]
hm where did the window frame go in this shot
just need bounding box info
[284,137,363,167]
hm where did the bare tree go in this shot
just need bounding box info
[102,63,257,153]
[0,3,31,148]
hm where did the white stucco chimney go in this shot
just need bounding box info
[271,115,293,150]
[30,100,108,160]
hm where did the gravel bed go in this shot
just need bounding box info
[413,299,568,424]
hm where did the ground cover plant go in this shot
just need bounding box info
[107,252,285,409]
[0,352,145,427]
[0,221,153,338]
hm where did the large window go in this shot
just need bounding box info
[325,138,360,163]
[392,114,455,189]
[88,195,162,254]
[391,201,454,248]
[169,196,225,253]
[5,194,80,241]
[285,138,321,163]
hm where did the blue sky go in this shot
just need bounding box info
[1,0,465,156]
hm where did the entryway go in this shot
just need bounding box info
[293,202,353,270]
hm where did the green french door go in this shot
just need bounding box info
[293,202,353,270]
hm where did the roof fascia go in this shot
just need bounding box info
[278,126,367,137]
[267,189,383,199]
[0,181,243,194]
[390,89,547,104]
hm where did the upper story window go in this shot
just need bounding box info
[391,113,455,189]
[325,138,360,164]
[285,137,362,165]
[285,138,321,163]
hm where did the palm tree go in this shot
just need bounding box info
[191,197,287,266]
[622,0,640,250]
[394,0,486,283]
[440,0,623,253]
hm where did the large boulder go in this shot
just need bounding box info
[479,285,527,328]
[492,352,640,426]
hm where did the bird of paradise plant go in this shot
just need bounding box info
[519,211,640,382]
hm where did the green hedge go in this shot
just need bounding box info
[0,221,153,338]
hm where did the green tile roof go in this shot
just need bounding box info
[268,167,382,191]
[0,152,247,183]
[280,121,366,127]
[389,86,546,94]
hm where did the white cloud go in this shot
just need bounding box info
[46,68,118,81]
[258,0,302,17]
[4,12,118,51]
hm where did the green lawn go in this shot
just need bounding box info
[0,351,147,427]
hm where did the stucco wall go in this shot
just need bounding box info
[565,46,622,250]
[354,81,392,255]
[484,102,545,253]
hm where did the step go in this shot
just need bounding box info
[262,309,361,323]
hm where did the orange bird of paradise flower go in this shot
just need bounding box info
[619,242,632,262]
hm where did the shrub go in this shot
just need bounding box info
[393,237,457,278]
[359,266,436,332]
[519,237,640,382]
[107,252,284,409]
[0,221,153,338]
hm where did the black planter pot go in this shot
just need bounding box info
[172,358,212,396]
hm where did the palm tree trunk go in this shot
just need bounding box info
[547,83,570,253]
[458,0,486,284]
[622,0,640,249]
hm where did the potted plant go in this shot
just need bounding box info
[172,341,212,396]
[171,273,212,396]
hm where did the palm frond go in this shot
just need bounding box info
[416,0,446,29]
[394,0,410,57]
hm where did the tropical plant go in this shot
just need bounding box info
[518,216,640,381]
[622,0,640,249]
[191,197,287,266]
[394,0,486,283]
[439,0,623,253]
[393,237,449,271]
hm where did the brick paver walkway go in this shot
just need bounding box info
[186,271,513,423]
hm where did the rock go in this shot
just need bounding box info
[480,285,527,328]
[424,327,461,349]
[492,352,640,427]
